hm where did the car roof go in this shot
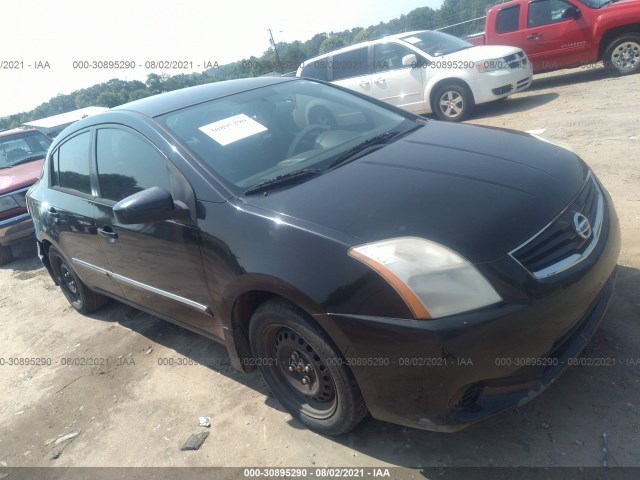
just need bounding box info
[299,30,432,64]
[113,76,297,117]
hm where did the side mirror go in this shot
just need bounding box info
[562,6,581,20]
[113,186,190,224]
[402,54,418,67]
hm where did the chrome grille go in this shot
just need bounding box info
[502,51,528,69]
[510,173,603,278]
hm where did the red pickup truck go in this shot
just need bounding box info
[467,0,640,75]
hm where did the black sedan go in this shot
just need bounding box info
[27,77,620,435]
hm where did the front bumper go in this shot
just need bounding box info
[470,66,533,104]
[0,212,34,247]
[315,187,620,432]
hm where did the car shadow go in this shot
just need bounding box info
[472,92,559,119]
[528,66,610,91]
[0,238,41,272]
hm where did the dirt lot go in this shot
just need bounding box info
[1,66,639,471]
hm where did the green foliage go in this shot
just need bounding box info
[0,0,500,130]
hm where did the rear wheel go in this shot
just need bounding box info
[604,35,640,76]
[49,246,109,314]
[433,84,473,122]
[249,299,367,435]
[0,245,13,266]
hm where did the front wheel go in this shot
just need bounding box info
[249,299,367,435]
[433,84,473,122]
[604,35,640,76]
[49,246,109,314]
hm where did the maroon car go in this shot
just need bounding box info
[0,128,51,264]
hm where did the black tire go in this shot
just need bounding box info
[249,299,367,435]
[48,246,109,314]
[604,35,640,76]
[0,245,13,266]
[433,84,473,122]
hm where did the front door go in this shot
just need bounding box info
[523,0,591,71]
[371,42,426,114]
[92,126,219,337]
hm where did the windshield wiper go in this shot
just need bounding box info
[244,168,322,195]
[327,127,419,170]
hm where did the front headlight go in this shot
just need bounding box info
[349,237,502,319]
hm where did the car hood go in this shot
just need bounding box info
[245,122,588,264]
[440,45,523,61]
[0,159,44,194]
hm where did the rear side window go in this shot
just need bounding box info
[300,60,329,81]
[496,5,521,33]
[55,132,92,194]
[96,128,169,202]
[332,47,369,81]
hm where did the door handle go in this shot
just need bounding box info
[98,226,118,242]
[359,81,370,87]
[374,78,386,84]
[527,33,542,40]
[47,207,59,223]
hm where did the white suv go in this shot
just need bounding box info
[297,30,533,122]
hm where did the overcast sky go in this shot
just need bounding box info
[1,0,444,118]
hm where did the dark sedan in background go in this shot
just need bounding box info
[27,77,620,435]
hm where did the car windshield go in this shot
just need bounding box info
[399,31,473,57]
[159,79,418,194]
[576,0,617,7]
[0,130,51,169]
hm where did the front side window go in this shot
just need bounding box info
[96,128,170,202]
[496,5,521,33]
[374,43,416,72]
[332,47,369,80]
[528,0,576,27]
[56,132,91,194]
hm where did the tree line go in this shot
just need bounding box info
[0,0,500,130]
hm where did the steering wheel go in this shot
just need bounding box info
[287,124,329,158]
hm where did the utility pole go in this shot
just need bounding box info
[268,28,283,73]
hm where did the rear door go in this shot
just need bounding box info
[92,125,220,337]
[370,42,426,114]
[523,0,592,70]
[45,129,121,296]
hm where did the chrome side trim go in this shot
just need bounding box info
[72,258,212,315]
[509,173,604,279]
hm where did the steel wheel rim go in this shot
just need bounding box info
[266,325,337,419]
[611,41,640,71]
[56,258,80,302]
[439,91,464,118]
